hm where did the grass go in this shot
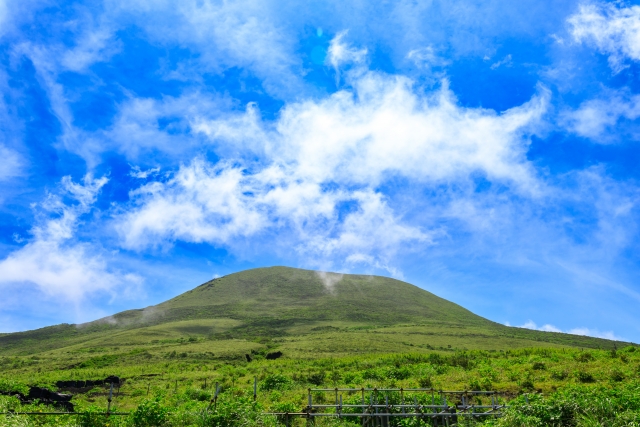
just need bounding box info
[1,346,640,426]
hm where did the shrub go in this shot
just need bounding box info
[200,395,264,427]
[610,368,625,382]
[575,370,595,383]
[387,367,411,380]
[575,352,595,363]
[470,377,492,391]
[342,372,360,384]
[0,379,28,395]
[76,354,119,369]
[532,362,546,370]
[185,388,212,401]
[260,374,292,391]
[450,353,474,370]
[418,376,432,388]
[519,378,534,391]
[78,405,110,427]
[130,398,169,427]
[307,371,325,386]
[362,368,384,380]
[550,369,568,380]
[272,401,298,423]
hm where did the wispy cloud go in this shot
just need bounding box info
[326,31,367,85]
[568,2,640,72]
[512,320,624,341]
[562,90,640,141]
[0,175,143,302]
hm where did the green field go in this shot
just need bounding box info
[1,267,638,426]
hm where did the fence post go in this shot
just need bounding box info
[107,382,113,415]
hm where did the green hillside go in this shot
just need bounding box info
[0,267,629,359]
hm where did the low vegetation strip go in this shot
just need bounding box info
[0,346,639,426]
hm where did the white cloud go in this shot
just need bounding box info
[60,25,119,72]
[515,320,624,340]
[0,175,143,302]
[407,46,450,69]
[562,91,640,141]
[519,320,562,333]
[326,31,368,86]
[105,93,222,160]
[110,0,303,99]
[327,31,368,69]
[117,59,549,270]
[0,144,22,181]
[130,165,161,179]
[490,54,512,70]
[567,327,621,341]
[200,71,548,191]
[568,2,640,72]
[0,0,7,34]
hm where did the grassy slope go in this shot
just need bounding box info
[0,267,631,359]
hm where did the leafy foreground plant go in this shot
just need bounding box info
[484,382,640,427]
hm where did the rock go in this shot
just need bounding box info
[266,351,283,360]
[104,375,121,385]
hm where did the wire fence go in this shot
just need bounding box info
[265,387,507,426]
[2,378,509,426]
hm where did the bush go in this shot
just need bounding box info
[272,401,298,423]
[78,405,110,427]
[575,352,595,363]
[470,377,492,391]
[198,396,266,427]
[0,379,28,395]
[307,371,325,386]
[362,368,384,381]
[342,372,360,384]
[185,388,212,401]
[260,374,292,391]
[532,362,546,370]
[610,368,625,382]
[387,367,411,380]
[130,398,169,427]
[575,370,595,383]
[418,376,432,388]
[76,355,119,369]
[488,383,640,427]
[550,369,568,380]
[519,378,534,391]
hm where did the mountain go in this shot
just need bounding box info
[0,267,628,359]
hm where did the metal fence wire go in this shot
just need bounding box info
[3,379,508,426]
[266,388,507,427]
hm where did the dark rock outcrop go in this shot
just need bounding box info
[266,351,283,360]
[0,387,74,412]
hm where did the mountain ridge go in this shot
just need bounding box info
[0,266,630,357]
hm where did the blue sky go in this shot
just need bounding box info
[1,0,640,342]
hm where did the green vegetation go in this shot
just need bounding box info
[0,267,638,425]
[1,346,640,426]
